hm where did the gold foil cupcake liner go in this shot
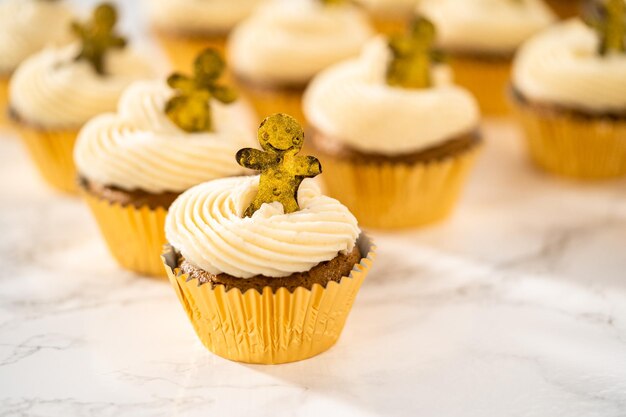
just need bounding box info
[235,80,306,124]
[15,124,79,193]
[81,186,168,277]
[513,100,626,179]
[0,77,10,131]
[450,55,512,117]
[371,17,407,36]
[153,30,227,73]
[162,234,375,364]
[319,148,479,230]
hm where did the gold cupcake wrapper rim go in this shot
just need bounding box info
[80,181,169,277]
[162,233,376,364]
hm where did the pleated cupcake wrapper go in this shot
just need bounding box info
[0,77,10,131]
[162,234,375,364]
[450,55,512,117]
[153,30,227,73]
[513,100,626,180]
[235,81,306,125]
[318,147,479,230]
[81,186,168,277]
[15,124,79,193]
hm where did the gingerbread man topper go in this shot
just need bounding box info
[165,48,237,133]
[585,0,625,55]
[71,3,126,75]
[386,16,444,89]
[236,113,322,217]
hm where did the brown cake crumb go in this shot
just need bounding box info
[178,246,362,292]
[79,177,180,209]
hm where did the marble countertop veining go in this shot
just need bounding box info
[1,119,626,417]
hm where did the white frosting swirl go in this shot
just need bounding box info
[417,0,556,55]
[303,37,480,155]
[354,0,418,18]
[513,19,626,113]
[145,0,264,36]
[74,80,257,193]
[9,44,154,129]
[228,0,374,85]
[0,0,73,75]
[165,175,360,278]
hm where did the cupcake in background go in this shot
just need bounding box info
[9,3,154,193]
[417,0,556,116]
[228,0,374,123]
[144,0,264,72]
[353,0,418,35]
[0,0,73,130]
[545,0,582,18]
[304,18,481,229]
[511,0,626,179]
[163,113,375,363]
[75,48,257,277]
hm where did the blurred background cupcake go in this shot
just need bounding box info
[74,49,256,277]
[143,0,265,72]
[304,19,481,229]
[353,0,419,35]
[511,0,626,179]
[545,0,582,18]
[228,0,374,123]
[0,0,73,132]
[9,3,154,194]
[417,0,556,116]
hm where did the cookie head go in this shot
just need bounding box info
[258,113,304,153]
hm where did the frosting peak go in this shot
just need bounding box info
[165,175,360,278]
[74,80,257,193]
[228,0,374,85]
[304,37,480,155]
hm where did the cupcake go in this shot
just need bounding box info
[9,3,154,193]
[417,0,556,115]
[304,19,481,229]
[228,0,374,123]
[511,2,626,179]
[0,0,73,131]
[144,0,264,72]
[75,49,257,277]
[162,113,375,364]
[353,0,419,35]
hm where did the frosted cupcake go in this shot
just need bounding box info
[0,0,73,130]
[228,0,374,123]
[9,3,154,193]
[144,0,264,72]
[511,3,626,179]
[163,113,375,364]
[417,0,555,115]
[75,49,257,277]
[304,20,481,229]
[353,0,418,35]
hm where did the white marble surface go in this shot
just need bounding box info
[2,2,626,416]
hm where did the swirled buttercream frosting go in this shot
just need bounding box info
[513,19,626,113]
[146,0,264,36]
[74,80,257,193]
[228,0,374,85]
[303,37,480,155]
[0,0,73,75]
[165,175,360,278]
[417,0,556,55]
[9,44,154,129]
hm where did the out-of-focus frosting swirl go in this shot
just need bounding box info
[354,0,418,18]
[165,175,360,278]
[228,0,374,85]
[513,19,626,113]
[74,80,257,193]
[9,44,154,129]
[304,37,479,155]
[0,0,73,75]
[145,0,264,36]
[417,0,556,55]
